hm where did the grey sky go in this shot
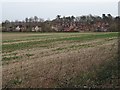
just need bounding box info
[118,1,120,16]
[2,1,118,21]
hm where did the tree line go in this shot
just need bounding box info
[2,14,120,32]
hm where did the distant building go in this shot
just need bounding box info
[35,26,41,32]
[16,26,20,31]
[32,26,41,32]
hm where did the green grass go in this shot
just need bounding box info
[2,32,118,88]
[2,56,21,61]
[2,32,118,53]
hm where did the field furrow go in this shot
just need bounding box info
[2,32,119,88]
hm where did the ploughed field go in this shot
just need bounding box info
[2,32,119,88]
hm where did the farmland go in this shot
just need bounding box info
[2,32,119,88]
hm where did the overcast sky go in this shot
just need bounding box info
[1,0,119,22]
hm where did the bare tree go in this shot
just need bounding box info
[25,17,29,23]
[34,16,38,22]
